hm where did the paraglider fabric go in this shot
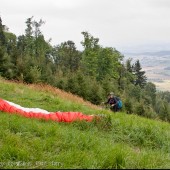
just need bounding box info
[0,99,94,122]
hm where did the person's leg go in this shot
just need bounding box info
[114,104,119,112]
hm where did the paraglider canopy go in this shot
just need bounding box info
[0,99,95,123]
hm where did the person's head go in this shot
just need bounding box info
[108,92,114,98]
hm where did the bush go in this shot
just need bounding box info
[134,103,145,116]
[124,99,133,114]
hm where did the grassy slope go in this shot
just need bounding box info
[0,78,169,169]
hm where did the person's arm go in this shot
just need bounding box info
[113,97,118,105]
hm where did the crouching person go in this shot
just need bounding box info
[104,92,122,112]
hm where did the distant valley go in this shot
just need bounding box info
[123,51,170,92]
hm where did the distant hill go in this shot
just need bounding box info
[124,51,170,57]
[122,50,170,92]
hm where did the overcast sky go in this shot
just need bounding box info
[1,0,170,53]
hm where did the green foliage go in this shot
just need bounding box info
[128,84,141,102]
[134,102,145,116]
[86,79,104,105]
[125,58,135,84]
[124,99,133,114]
[143,106,158,119]
[25,16,33,37]
[97,47,121,80]
[158,91,170,103]
[0,16,169,122]
[133,60,147,88]
[144,82,156,106]
[0,51,14,79]
[4,32,17,56]
[0,17,6,47]
[81,31,100,77]
[28,66,42,83]
[54,41,81,73]
[126,58,133,73]
[159,101,170,122]
[81,31,99,49]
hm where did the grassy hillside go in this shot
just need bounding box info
[0,77,170,169]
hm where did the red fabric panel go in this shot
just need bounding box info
[0,99,94,123]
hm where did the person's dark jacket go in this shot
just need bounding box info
[105,97,118,105]
[105,96,119,112]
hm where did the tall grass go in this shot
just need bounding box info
[0,78,170,169]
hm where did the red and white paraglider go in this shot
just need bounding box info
[0,99,95,123]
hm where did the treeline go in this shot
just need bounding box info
[0,16,170,122]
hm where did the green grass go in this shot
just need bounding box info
[0,78,170,169]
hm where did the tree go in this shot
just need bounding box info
[160,101,170,122]
[133,60,147,88]
[97,47,122,81]
[144,82,156,106]
[81,31,100,77]
[32,19,45,39]
[0,17,6,47]
[128,84,141,102]
[87,78,104,105]
[4,32,16,53]
[126,58,133,73]
[0,50,14,79]
[81,31,99,49]
[24,17,49,58]
[25,16,33,37]
[75,72,89,99]
[54,41,81,74]
[24,17,35,56]
[124,58,135,84]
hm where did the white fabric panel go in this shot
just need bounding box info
[5,100,50,114]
